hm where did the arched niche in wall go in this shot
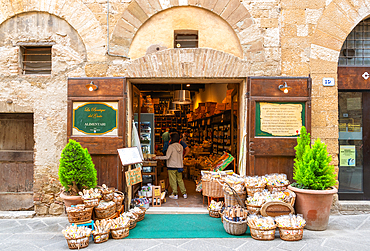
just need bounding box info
[127,6,244,60]
[0,12,87,76]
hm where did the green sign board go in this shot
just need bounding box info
[73,102,117,135]
[255,102,305,137]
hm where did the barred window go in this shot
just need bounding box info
[21,46,52,75]
[339,18,370,66]
[174,30,198,48]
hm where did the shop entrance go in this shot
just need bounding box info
[130,80,241,207]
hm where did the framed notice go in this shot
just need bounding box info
[72,102,118,136]
[340,145,356,167]
[255,102,305,137]
[117,147,143,166]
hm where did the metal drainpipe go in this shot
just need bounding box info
[106,0,130,59]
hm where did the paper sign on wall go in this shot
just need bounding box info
[340,145,356,167]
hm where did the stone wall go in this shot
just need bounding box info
[0,0,369,215]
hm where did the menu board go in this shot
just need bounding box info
[256,102,305,137]
[118,147,143,166]
[72,102,118,136]
[125,168,143,186]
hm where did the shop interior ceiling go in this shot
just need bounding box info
[134,83,205,99]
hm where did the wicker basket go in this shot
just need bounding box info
[129,219,137,230]
[249,225,277,240]
[246,185,266,197]
[224,190,246,207]
[223,217,248,235]
[266,184,289,192]
[136,212,145,222]
[208,209,221,218]
[67,207,93,224]
[83,198,99,208]
[246,204,262,215]
[65,236,89,249]
[278,225,305,241]
[93,231,110,244]
[202,179,224,198]
[111,226,129,239]
[113,191,124,208]
[102,190,114,201]
[94,203,116,219]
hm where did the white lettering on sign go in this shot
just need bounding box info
[362,72,369,80]
[322,77,335,86]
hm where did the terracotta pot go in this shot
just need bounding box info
[60,191,83,207]
[288,185,337,231]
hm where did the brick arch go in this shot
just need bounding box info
[310,0,369,64]
[0,0,106,61]
[111,0,253,57]
[125,48,248,78]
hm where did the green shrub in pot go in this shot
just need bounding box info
[58,139,97,195]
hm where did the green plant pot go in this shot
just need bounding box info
[288,185,337,231]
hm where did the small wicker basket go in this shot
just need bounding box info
[92,230,110,244]
[113,191,124,208]
[67,207,93,224]
[102,190,114,201]
[82,198,99,208]
[223,217,248,235]
[278,225,305,241]
[94,203,116,219]
[224,190,246,207]
[129,219,137,230]
[208,209,221,218]
[249,225,277,241]
[246,204,262,215]
[245,185,266,197]
[65,236,90,249]
[136,212,145,222]
[111,226,129,239]
[266,184,289,193]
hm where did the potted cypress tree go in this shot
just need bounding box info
[288,126,337,230]
[59,139,97,207]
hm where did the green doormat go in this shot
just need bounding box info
[127,214,251,239]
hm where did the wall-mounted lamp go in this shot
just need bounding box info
[278,82,291,94]
[86,81,98,91]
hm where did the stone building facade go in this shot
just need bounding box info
[0,0,368,215]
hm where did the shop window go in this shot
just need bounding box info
[174,30,198,48]
[339,18,370,66]
[20,46,52,75]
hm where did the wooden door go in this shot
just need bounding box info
[67,78,127,191]
[0,113,34,210]
[247,77,311,181]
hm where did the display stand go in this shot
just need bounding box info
[152,186,161,207]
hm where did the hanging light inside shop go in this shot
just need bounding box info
[173,84,192,104]
[168,99,181,111]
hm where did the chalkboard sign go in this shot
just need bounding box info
[72,102,118,135]
[255,102,305,137]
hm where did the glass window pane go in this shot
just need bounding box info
[338,92,363,193]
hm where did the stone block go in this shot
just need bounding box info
[312,112,327,127]
[85,63,109,77]
[282,25,297,36]
[260,18,278,28]
[317,16,348,41]
[227,4,250,28]
[127,0,149,23]
[281,9,306,25]
[311,127,339,139]
[122,9,142,29]
[310,59,338,74]
[251,9,269,19]
[221,0,240,21]
[322,3,354,35]
[35,204,49,215]
[281,0,326,9]
[213,0,228,15]
[42,194,55,204]
[49,203,64,215]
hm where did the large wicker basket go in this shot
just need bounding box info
[65,236,89,249]
[245,185,266,197]
[224,190,246,207]
[94,203,116,219]
[249,225,277,241]
[278,225,305,241]
[111,226,129,239]
[202,179,224,198]
[67,207,93,224]
[223,217,248,235]
[92,230,110,244]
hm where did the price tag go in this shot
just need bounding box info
[323,77,335,86]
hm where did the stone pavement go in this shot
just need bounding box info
[0,214,369,251]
